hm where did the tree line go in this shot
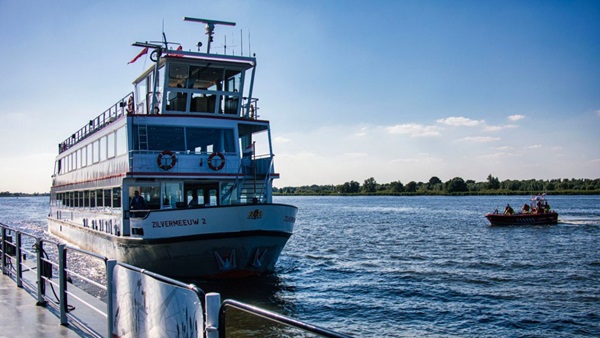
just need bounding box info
[0,192,49,197]
[274,175,600,195]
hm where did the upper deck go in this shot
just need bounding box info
[59,18,262,155]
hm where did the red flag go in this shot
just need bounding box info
[127,47,148,64]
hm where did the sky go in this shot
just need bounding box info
[0,0,599,193]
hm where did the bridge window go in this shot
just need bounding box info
[147,126,185,151]
[186,127,234,153]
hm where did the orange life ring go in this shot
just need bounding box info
[207,152,225,171]
[157,150,177,170]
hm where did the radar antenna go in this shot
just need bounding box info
[183,17,236,54]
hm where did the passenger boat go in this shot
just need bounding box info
[485,195,558,226]
[48,17,297,279]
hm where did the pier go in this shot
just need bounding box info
[1,222,350,338]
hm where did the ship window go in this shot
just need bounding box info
[96,189,103,207]
[208,188,217,206]
[162,182,182,209]
[107,133,115,158]
[90,190,96,208]
[185,127,235,153]
[104,189,111,208]
[116,127,127,155]
[81,146,87,167]
[99,137,107,161]
[168,63,189,87]
[92,140,99,163]
[84,191,90,207]
[113,187,121,208]
[147,126,185,151]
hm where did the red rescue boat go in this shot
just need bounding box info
[485,195,558,226]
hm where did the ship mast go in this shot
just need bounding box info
[183,17,236,54]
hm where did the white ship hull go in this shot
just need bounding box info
[48,204,297,278]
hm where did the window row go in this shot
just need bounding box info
[52,188,122,209]
[56,127,127,174]
[133,126,235,153]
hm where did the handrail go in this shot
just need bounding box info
[218,299,353,338]
[2,222,350,338]
[58,92,132,154]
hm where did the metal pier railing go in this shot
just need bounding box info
[1,222,351,338]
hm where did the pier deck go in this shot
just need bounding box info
[0,272,94,337]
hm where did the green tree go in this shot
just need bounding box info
[405,181,417,193]
[486,174,500,190]
[389,181,404,193]
[362,177,377,193]
[337,181,360,193]
[446,177,468,193]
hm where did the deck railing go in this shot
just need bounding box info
[1,222,351,337]
[59,92,132,154]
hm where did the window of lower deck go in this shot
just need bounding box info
[112,187,121,208]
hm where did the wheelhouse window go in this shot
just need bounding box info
[165,61,245,114]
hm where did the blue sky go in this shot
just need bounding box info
[1,1,599,193]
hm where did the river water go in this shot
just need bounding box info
[1,195,599,337]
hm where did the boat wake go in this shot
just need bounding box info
[557,218,600,226]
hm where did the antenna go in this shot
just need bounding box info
[183,17,236,54]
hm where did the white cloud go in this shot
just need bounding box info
[494,146,513,151]
[354,126,368,137]
[483,124,517,132]
[528,144,542,149]
[386,123,440,137]
[478,152,519,160]
[508,114,526,121]
[274,136,290,143]
[436,116,484,127]
[343,152,368,158]
[459,136,501,143]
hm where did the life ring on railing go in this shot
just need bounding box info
[126,96,134,114]
[207,152,225,171]
[157,150,177,170]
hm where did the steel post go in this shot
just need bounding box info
[58,243,68,325]
[206,292,221,338]
[15,232,22,287]
[106,259,116,338]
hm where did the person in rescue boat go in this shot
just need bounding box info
[504,204,514,215]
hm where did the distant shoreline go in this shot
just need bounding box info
[274,191,600,196]
[0,193,49,197]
